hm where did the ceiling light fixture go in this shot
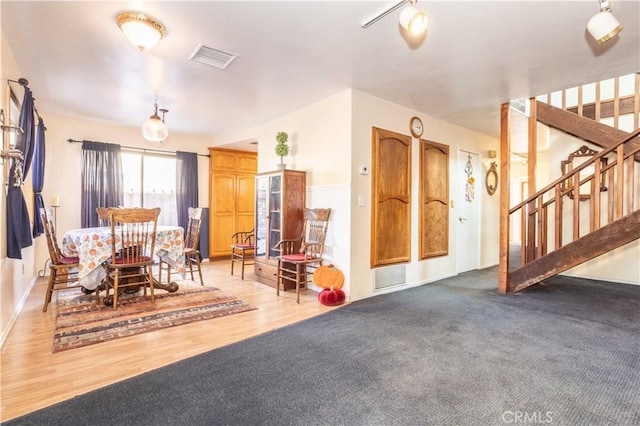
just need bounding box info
[361,0,428,37]
[116,12,165,51]
[587,0,623,44]
[141,100,169,143]
[399,0,428,36]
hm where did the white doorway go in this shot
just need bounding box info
[457,149,481,273]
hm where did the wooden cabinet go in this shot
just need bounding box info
[254,169,306,289]
[208,148,257,258]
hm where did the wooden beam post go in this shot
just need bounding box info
[498,103,511,293]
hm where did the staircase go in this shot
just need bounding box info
[499,74,640,293]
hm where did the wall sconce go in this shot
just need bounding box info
[587,0,623,44]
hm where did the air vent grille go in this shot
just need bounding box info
[374,265,406,290]
[189,44,237,70]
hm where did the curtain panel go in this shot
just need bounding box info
[176,151,199,236]
[32,117,46,237]
[81,141,123,228]
[6,88,35,259]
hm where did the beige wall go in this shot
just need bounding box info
[1,31,38,344]
[350,91,501,300]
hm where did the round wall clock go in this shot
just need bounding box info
[410,116,423,138]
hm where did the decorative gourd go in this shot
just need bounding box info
[318,288,346,306]
[312,264,344,290]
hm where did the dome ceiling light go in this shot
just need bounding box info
[116,12,166,51]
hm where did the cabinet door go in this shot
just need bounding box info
[420,140,449,259]
[237,174,255,234]
[210,174,236,257]
[268,174,282,258]
[255,176,268,259]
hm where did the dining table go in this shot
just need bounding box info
[61,225,186,293]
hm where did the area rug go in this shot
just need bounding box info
[53,283,257,353]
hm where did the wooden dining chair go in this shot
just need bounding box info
[158,207,204,285]
[39,207,84,312]
[230,229,255,280]
[96,207,110,227]
[104,207,160,309]
[276,208,331,303]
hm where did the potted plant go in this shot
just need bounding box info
[275,131,289,169]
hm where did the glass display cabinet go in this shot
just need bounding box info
[254,169,306,289]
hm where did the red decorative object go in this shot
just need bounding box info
[318,288,346,306]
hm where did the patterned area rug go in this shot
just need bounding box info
[53,282,257,353]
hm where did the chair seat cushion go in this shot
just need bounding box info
[281,254,318,262]
[113,256,153,265]
[233,244,255,249]
[59,256,79,265]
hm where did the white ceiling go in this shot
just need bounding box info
[2,1,639,150]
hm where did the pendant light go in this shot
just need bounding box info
[141,100,169,143]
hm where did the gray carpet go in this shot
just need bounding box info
[6,267,640,426]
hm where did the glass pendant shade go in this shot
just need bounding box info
[142,114,168,142]
[116,12,165,51]
[587,11,623,44]
[399,6,428,36]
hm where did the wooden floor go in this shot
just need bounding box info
[0,260,341,422]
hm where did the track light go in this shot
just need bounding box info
[587,0,623,44]
[361,0,429,37]
[399,1,428,36]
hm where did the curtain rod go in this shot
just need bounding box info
[67,138,209,157]
[7,78,45,125]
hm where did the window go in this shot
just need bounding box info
[121,151,177,226]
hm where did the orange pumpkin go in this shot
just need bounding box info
[312,264,344,290]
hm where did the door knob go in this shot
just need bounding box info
[458,217,467,223]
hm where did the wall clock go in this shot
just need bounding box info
[486,161,498,196]
[410,116,423,138]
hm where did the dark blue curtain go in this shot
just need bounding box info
[32,117,46,237]
[81,141,123,228]
[6,88,35,259]
[176,151,198,234]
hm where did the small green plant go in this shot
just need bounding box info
[275,131,289,164]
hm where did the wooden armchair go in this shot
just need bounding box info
[96,207,109,227]
[104,207,160,309]
[230,229,255,280]
[276,208,331,303]
[39,207,83,312]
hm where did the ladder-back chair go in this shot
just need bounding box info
[104,207,160,309]
[159,207,204,285]
[230,229,255,280]
[39,207,83,312]
[276,208,331,303]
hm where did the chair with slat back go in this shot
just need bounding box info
[158,207,204,285]
[276,208,331,303]
[39,207,84,312]
[96,207,110,227]
[230,229,255,280]
[104,207,160,309]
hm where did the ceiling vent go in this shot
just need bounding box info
[189,44,237,70]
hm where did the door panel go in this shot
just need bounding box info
[371,127,412,267]
[420,140,449,259]
[457,150,480,273]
